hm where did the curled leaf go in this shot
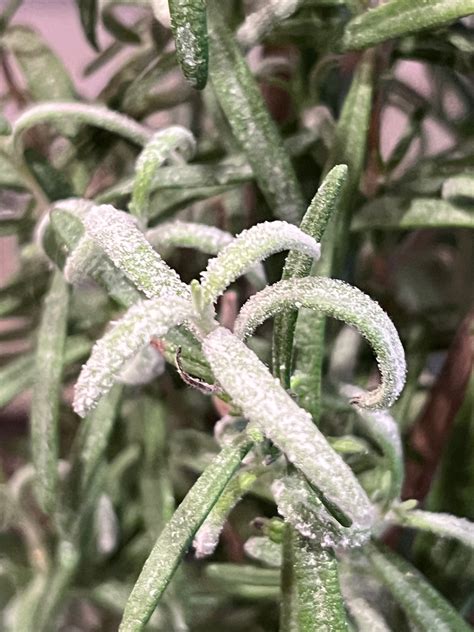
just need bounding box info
[13,102,151,156]
[236,277,406,409]
[203,327,374,531]
[73,297,191,417]
[130,127,196,218]
[200,221,320,305]
[237,0,303,49]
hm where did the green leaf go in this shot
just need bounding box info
[236,277,406,410]
[368,544,471,631]
[392,509,474,549]
[102,4,141,44]
[73,295,191,417]
[3,26,75,101]
[119,435,253,631]
[193,466,259,558]
[203,327,374,531]
[292,534,349,631]
[207,0,305,223]
[341,385,403,502]
[77,0,100,50]
[273,164,348,386]
[342,0,474,51]
[72,385,123,496]
[31,271,69,514]
[169,0,209,89]
[200,221,320,305]
[130,127,196,219]
[352,196,474,231]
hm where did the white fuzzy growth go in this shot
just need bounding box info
[200,222,320,304]
[83,205,190,299]
[237,0,302,48]
[73,297,190,417]
[147,220,234,254]
[135,127,196,173]
[202,327,374,532]
[147,221,267,289]
[392,509,474,549]
[344,594,391,632]
[235,277,406,409]
[244,537,282,568]
[272,476,371,550]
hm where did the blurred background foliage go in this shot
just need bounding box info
[0,0,473,630]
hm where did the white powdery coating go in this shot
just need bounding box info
[202,327,374,531]
[237,0,302,48]
[147,220,233,254]
[394,509,474,550]
[200,221,320,304]
[135,126,196,173]
[84,205,190,299]
[147,220,266,289]
[74,297,190,417]
[244,537,282,568]
[272,476,371,550]
[235,277,406,410]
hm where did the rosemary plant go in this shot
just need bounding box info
[0,1,474,630]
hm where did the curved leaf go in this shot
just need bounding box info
[200,221,320,305]
[237,0,303,49]
[73,296,191,417]
[13,103,151,157]
[235,277,406,410]
[130,127,196,218]
[202,327,374,531]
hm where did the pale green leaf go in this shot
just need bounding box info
[73,296,191,417]
[368,544,471,631]
[31,271,69,514]
[441,174,474,201]
[352,196,474,231]
[237,0,304,49]
[200,221,320,305]
[130,127,196,218]
[203,327,374,531]
[391,509,474,549]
